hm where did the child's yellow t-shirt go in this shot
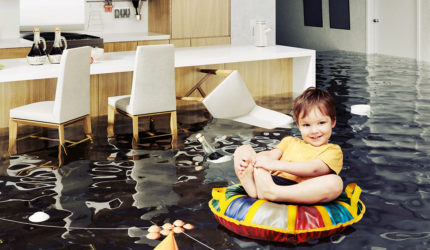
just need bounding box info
[273,136,343,183]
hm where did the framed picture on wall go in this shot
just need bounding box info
[329,0,350,30]
[303,0,323,27]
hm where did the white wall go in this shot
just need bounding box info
[0,0,20,39]
[20,0,86,31]
[231,0,276,46]
[86,1,148,33]
[17,0,148,34]
[277,0,367,53]
[420,1,430,62]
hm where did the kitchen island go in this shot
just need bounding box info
[0,45,315,128]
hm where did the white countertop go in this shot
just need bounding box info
[0,45,315,83]
[0,38,33,49]
[0,32,170,49]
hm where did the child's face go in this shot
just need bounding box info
[297,107,336,147]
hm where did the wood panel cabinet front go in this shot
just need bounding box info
[104,42,137,52]
[0,47,30,59]
[171,0,230,39]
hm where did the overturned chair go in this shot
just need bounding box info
[107,44,177,148]
[8,46,93,165]
[199,70,294,129]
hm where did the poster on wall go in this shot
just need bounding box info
[303,0,323,27]
[329,0,350,30]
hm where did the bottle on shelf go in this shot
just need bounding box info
[196,133,225,161]
[27,27,47,65]
[48,27,68,64]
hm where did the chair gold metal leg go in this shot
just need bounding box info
[132,116,139,146]
[83,115,92,138]
[58,125,66,166]
[107,105,116,138]
[170,111,178,148]
[8,119,18,155]
[58,146,64,166]
[170,111,177,136]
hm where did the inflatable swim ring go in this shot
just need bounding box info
[209,183,365,244]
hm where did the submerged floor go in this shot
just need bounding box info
[1,51,430,249]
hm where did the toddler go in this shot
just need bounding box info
[234,87,343,204]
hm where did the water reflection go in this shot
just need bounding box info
[53,160,92,239]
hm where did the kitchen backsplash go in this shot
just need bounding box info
[85,1,148,34]
[0,1,20,39]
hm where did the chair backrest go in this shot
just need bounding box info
[53,46,91,123]
[203,70,256,119]
[129,44,176,115]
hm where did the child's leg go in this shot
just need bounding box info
[233,145,257,198]
[254,168,343,204]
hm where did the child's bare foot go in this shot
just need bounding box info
[254,168,275,200]
[237,163,258,198]
[233,144,258,198]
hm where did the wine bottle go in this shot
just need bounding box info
[48,27,67,64]
[196,133,224,160]
[27,27,47,65]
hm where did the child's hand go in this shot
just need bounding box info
[254,156,276,171]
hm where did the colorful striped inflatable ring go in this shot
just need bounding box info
[209,183,365,244]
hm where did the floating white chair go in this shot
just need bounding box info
[202,70,293,129]
[107,44,177,147]
[9,46,93,164]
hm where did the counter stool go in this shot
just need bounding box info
[8,46,93,165]
[107,44,177,148]
[202,70,294,129]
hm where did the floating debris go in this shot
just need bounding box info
[183,223,194,230]
[351,104,371,117]
[162,223,174,230]
[173,219,185,227]
[173,226,184,234]
[148,225,161,233]
[28,211,49,223]
[160,229,171,236]
[146,232,161,240]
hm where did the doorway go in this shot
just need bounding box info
[367,0,419,59]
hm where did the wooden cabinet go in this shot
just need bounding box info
[149,0,230,47]
[0,47,30,59]
[171,0,230,39]
[104,41,137,52]
[104,40,169,52]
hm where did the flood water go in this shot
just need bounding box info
[0,51,430,249]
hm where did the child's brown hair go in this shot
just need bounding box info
[293,87,336,123]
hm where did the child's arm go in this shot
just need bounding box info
[237,147,282,171]
[254,157,333,177]
[256,148,283,160]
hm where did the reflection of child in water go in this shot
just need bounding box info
[234,87,343,204]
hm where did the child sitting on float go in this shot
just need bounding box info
[234,87,343,204]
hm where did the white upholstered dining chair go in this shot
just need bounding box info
[8,46,93,164]
[107,44,177,147]
[202,70,294,129]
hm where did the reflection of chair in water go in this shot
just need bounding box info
[8,46,93,165]
[202,70,293,129]
[107,44,177,148]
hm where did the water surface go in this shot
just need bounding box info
[1,51,430,249]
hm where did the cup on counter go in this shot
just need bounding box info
[91,47,104,63]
